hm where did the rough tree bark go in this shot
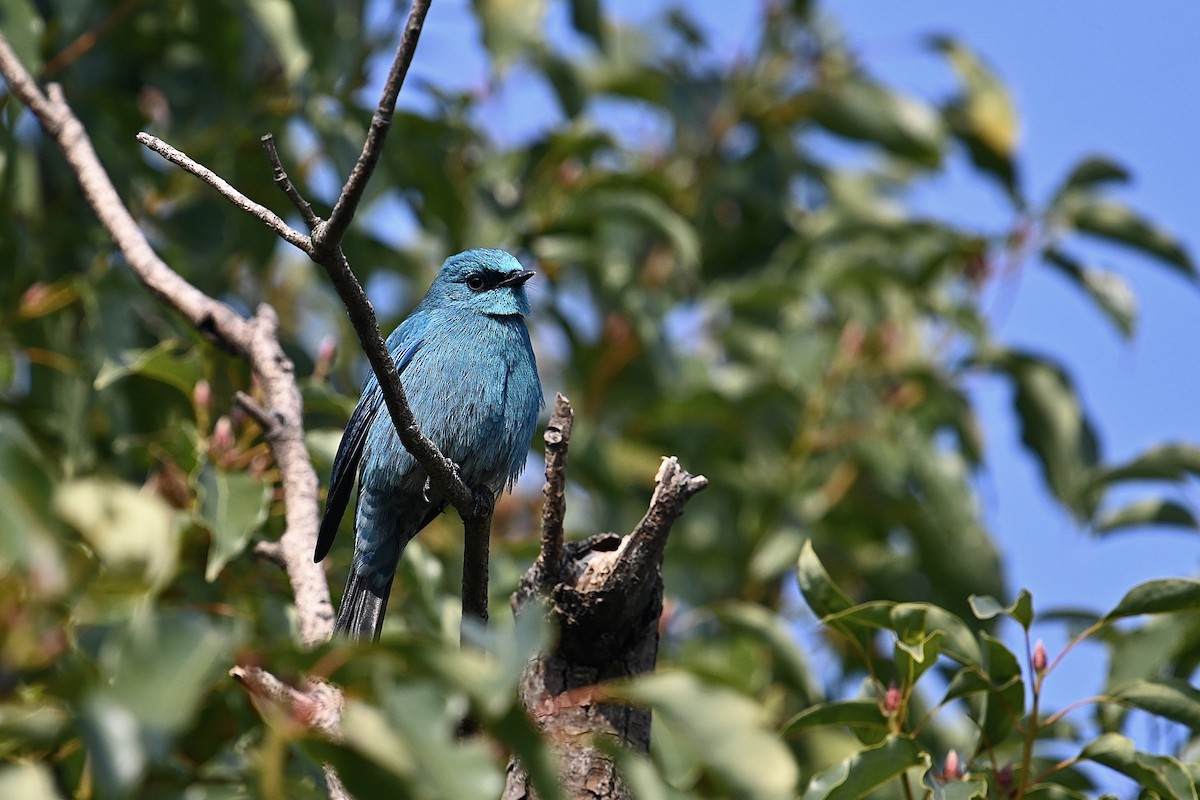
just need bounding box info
[504,395,708,799]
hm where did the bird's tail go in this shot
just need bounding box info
[335,570,393,641]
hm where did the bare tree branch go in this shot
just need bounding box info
[507,455,708,800]
[137,132,313,253]
[0,33,335,647]
[261,133,320,230]
[537,393,574,586]
[314,0,432,252]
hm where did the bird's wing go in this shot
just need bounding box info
[314,334,424,563]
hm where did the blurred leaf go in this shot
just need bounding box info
[1108,677,1200,730]
[1022,785,1094,800]
[930,36,1019,198]
[473,0,548,71]
[1094,498,1198,535]
[614,671,799,800]
[0,415,61,575]
[0,0,43,76]
[1042,248,1136,339]
[569,0,604,49]
[0,762,59,800]
[55,477,179,589]
[1062,197,1195,279]
[714,602,820,704]
[782,700,887,737]
[0,703,68,757]
[984,350,1099,515]
[1081,733,1198,800]
[1104,578,1200,621]
[800,735,929,800]
[79,693,147,798]
[940,779,989,800]
[95,339,205,398]
[1089,443,1200,487]
[245,0,312,83]
[807,80,945,166]
[103,611,236,733]
[968,589,1033,630]
[1051,156,1131,204]
[195,463,272,582]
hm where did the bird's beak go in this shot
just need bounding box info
[497,270,535,288]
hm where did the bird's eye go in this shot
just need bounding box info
[466,274,486,291]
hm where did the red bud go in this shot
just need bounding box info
[1033,639,1048,674]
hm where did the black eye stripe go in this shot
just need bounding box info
[464,270,504,291]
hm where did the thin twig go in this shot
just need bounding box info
[0,34,335,647]
[235,390,278,434]
[538,393,574,586]
[261,134,320,230]
[314,0,432,252]
[136,132,313,254]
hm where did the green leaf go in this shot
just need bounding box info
[967,589,1033,630]
[801,736,929,800]
[79,693,147,797]
[102,610,236,733]
[614,671,799,800]
[782,700,888,737]
[55,477,179,590]
[1094,498,1198,535]
[929,36,1018,198]
[1104,578,1200,620]
[472,0,548,72]
[1108,677,1200,730]
[797,542,876,654]
[95,339,206,398]
[245,0,312,83]
[808,80,945,166]
[0,763,59,800]
[714,602,820,704]
[568,0,604,49]
[1081,733,1198,800]
[984,350,1099,516]
[0,415,60,576]
[1063,197,1195,279]
[891,603,983,665]
[976,634,1024,746]
[0,0,44,76]
[1051,156,1131,203]
[1091,443,1200,486]
[940,779,989,800]
[797,540,855,618]
[195,463,272,582]
[1042,248,1136,339]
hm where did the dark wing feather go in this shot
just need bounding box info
[313,337,424,563]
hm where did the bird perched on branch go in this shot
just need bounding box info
[315,249,542,640]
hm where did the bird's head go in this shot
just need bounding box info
[424,248,534,317]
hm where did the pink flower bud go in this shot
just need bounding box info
[997,763,1013,789]
[1033,639,1048,674]
[883,682,901,715]
[212,416,234,453]
[317,336,337,365]
[943,749,961,781]
[193,379,211,412]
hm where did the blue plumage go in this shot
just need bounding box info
[315,249,543,640]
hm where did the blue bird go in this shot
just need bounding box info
[315,249,542,640]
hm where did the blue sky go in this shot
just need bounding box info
[380,0,1200,782]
